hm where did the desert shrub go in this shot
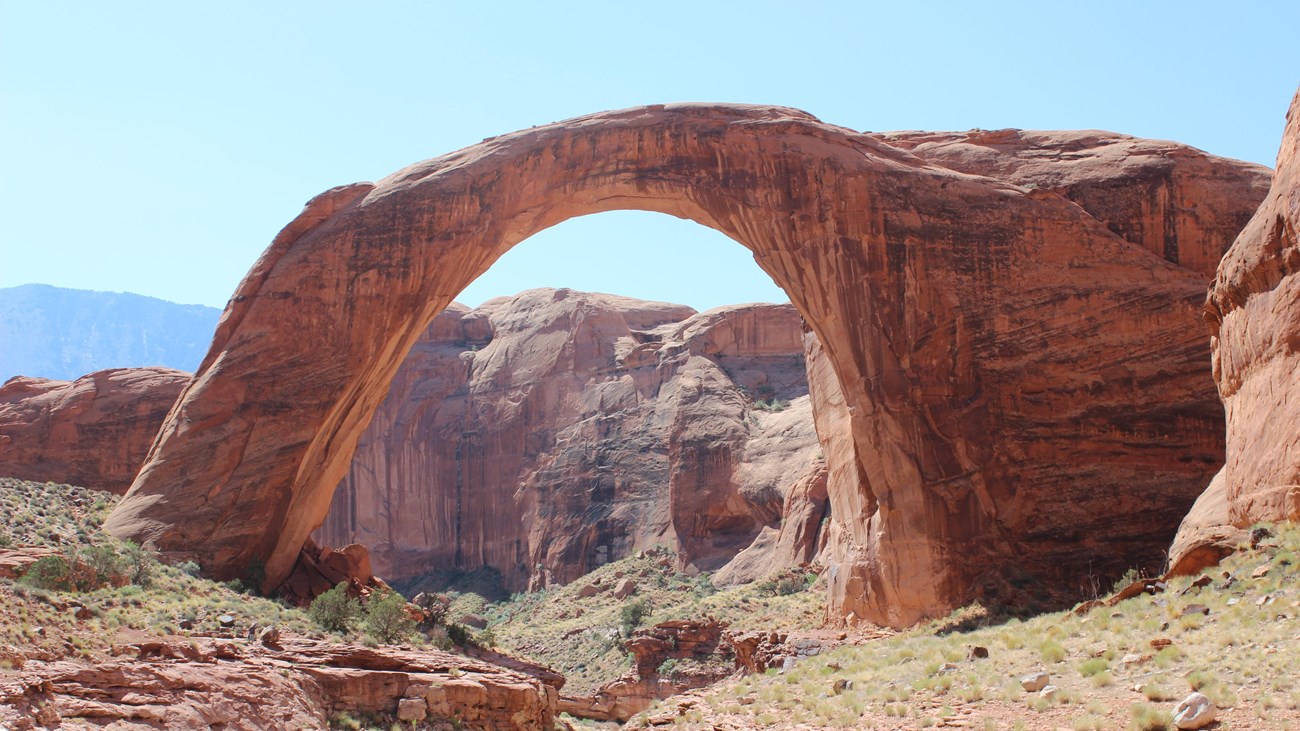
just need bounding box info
[116,541,155,586]
[446,622,472,647]
[20,555,74,591]
[1129,702,1173,730]
[1038,640,1067,664]
[309,582,362,634]
[176,560,202,577]
[621,597,652,635]
[364,590,416,644]
[1078,657,1109,677]
[242,558,266,595]
[412,591,452,627]
[81,543,127,587]
[758,568,813,596]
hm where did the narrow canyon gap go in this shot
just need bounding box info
[104,104,1262,627]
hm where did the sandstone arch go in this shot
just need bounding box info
[105,104,1250,627]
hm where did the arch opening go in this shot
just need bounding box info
[313,208,819,593]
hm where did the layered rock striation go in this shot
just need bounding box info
[0,368,189,493]
[315,290,822,588]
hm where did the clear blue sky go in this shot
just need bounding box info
[2,2,1297,311]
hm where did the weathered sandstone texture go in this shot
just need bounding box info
[105,104,1267,627]
[0,636,561,730]
[0,368,188,493]
[879,128,1271,279]
[315,290,820,588]
[1178,89,1300,551]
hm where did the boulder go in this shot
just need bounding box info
[1173,691,1217,729]
[1020,672,1050,692]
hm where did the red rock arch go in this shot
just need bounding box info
[105,104,1234,627]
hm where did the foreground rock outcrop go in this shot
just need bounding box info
[0,368,189,493]
[1171,88,1300,565]
[316,290,820,588]
[559,619,732,722]
[105,104,1267,626]
[0,636,561,730]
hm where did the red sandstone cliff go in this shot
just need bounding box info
[0,368,189,493]
[1169,89,1300,568]
[315,290,823,588]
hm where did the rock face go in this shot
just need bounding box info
[105,104,1266,627]
[1166,471,1247,577]
[1198,90,1300,532]
[315,290,820,588]
[0,368,188,493]
[879,128,1271,279]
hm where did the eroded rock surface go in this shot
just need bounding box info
[315,290,821,588]
[105,104,1264,626]
[0,636,560,731]
[880,128,1271,279]
[0,368,188,493]
[1199,90,1300,531]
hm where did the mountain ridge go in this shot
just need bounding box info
[0,284,221,381]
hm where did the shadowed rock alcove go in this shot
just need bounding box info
[105,104,1262,627]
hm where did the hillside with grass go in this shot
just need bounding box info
[397,547,826,695]
[624,524,1300,730]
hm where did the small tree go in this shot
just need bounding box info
[364,590,416,644]
[20,555,73,591]
[309,582,362,634]
[80,544,126,588]
[117,540,155,587]
[620,597,652,636]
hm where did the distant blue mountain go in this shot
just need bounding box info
[0,284,221,381]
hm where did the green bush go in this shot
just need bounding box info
[364,590,416,644]
[20,555,73,591]
[18,543,154,593]
[117,541,155,587]
[757,568,814,596]
[81,543,126,587]
[446,622,472,647]
[309,582,362,634]
[621,597,652,635]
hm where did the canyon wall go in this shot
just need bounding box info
[315,290,822,588]
[1193,90,1300,539]
[0,368,189,492]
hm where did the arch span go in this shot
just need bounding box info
[105,104,1231,627]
